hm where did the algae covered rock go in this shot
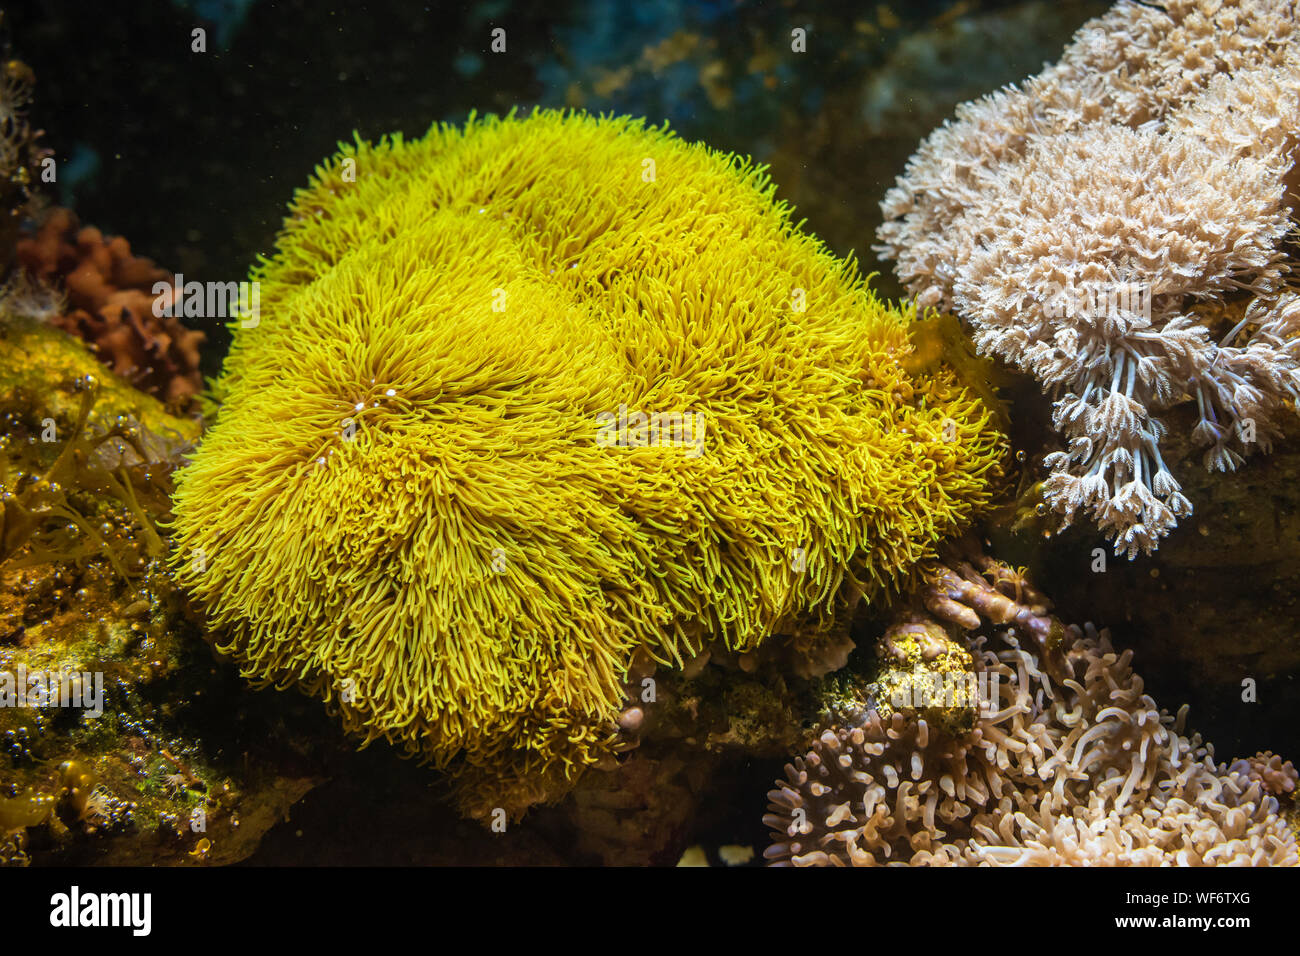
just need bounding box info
[0,315,321,865]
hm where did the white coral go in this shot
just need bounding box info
[877,0,1300,557]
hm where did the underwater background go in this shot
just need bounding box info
[1,0,1297,866]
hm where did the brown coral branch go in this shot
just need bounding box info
[15,208,205,407]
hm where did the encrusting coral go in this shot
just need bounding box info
[169,109,1005,810]
[764,554,1298,866]
[876,0,1300,557]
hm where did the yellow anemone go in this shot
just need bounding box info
[169,110,1005,801]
